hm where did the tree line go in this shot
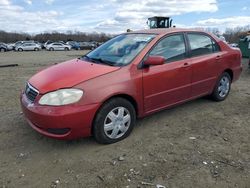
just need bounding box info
[0,30,113,43]
[201,26,250,43]
[223,25,250,43]
[1,25,250,44]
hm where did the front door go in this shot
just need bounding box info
[143,34,192,114]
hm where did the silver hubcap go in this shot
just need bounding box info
[218,76,230,98]
[104,107,131,139]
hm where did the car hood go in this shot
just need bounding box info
[29,59,120,94]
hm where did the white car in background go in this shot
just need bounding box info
[229,43,239,48]
[46,42,71,51]
[15,42,41,51]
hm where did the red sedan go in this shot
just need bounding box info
[21,28,242,144]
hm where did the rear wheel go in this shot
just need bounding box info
[18,48,23,52]
[211,72,231,101]
[93,98,136,144]
[34,48,39,51]
[64,47,69,51]
[49,47,54,51]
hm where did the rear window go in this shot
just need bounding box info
[188,33,220,57]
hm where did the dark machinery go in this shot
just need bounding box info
[147,16,173,29]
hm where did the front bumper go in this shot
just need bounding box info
[20,93,100,140]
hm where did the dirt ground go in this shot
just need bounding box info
[0,51,249,188]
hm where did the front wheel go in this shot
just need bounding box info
[93,98,136,144]
[211,72,231,101]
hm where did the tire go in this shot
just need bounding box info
[49,47,54,51]
[64,47,69,51]
[18,48,23,52]
[211,72,232,101]
[0,48,6,52]
[93,98,136,144]
[34,48,39,51]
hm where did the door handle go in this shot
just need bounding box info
[182,62,190,68]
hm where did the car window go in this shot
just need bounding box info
[212,40,220,52]
[187,33,220,57]
[149,34,186,63]
[86,34,156,66]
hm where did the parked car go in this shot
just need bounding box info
[34,41,42,46]
[229,43,239,48]
[46,42,71,51]
[43,40,53,49]
[21,28,242,144]
[14,41,35,47]
[89,41,98,48]
[58,41,66,44]
[15,42,41,51]
[66,41,80,50]
[14,41,23,47]
[79,42,96,50]
[0,43,7,52]
[7,43,15,50]
[240,35,250,42]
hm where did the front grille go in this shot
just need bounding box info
[25,83,39,102]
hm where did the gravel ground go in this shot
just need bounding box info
[0,51,249,188]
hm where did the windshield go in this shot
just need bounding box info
[84,34,156,66]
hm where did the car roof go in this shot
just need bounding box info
[128,28,221,42]
[129,28,210,35]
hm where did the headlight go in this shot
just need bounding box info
[39,89,83,106]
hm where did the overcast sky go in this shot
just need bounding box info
[0,0,250,34]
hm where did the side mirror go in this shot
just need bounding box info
[144,56,166,66]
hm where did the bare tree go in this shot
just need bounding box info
[223,25,250,43]
[0,30,113,43]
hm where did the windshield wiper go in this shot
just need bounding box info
[80,55,94,62]
[82,55,115,66]
[90,57,116,66]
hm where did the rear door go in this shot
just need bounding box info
[186,33,222,97]
[143,33,192,114]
